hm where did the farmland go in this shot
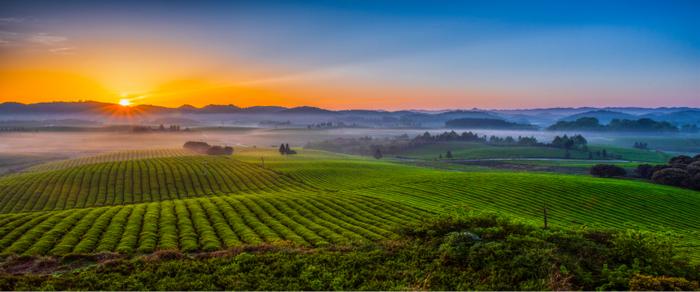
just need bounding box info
[0,192,424,255]
[0,148,697,260]
[393,141,673,163]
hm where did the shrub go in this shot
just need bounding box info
[651,168,690,187]
[686,161,700,177]
[669,155,693,168]
[629,274,699,291]
[183,141,211,153]
[206,146,233,155]
[184,141,233,155]
[689,173,700,190]
[590,164,626,178]
[634,164,654,179]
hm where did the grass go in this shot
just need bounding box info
[0,192,425,255]
[233,147,700,261]
[0,213,696,291]
[0,155,309,213]
[24,149,198,172]
[0,147,697,263]
[389,141,673,163]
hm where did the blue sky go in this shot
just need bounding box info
[1,0,699,109]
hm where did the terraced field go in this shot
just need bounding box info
[235,148,700,259]
[394,141,672,163]
[26,149,196,172]
[0,156,310,213]
[0,147,698,260]
[0,192,425,255]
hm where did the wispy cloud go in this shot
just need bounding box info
[48,47,76,55]
[29,32,67,45]
[0,17,24,23]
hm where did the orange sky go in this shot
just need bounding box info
[0,44,505,110]
[2,0,698,110]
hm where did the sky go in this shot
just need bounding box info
[0,0,699,110]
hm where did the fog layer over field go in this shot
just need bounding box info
[2,128,698,160]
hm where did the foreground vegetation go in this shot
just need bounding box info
[0,213,697,290]
[0,147,698,290]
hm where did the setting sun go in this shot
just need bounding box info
[118,99,131,107]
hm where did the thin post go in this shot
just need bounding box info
[543,202,548,229]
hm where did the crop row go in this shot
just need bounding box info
[26,149,197,173]
[350,173,700,231]
[0,156,313,213]
[0,193,427,255]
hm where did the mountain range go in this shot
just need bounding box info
[1,101,699,128]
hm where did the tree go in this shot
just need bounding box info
[689,173,700,190]
[634,164,655,179]
[651,168,690,187]
[446,150,453,159]
[590,164,626,178]
[373,148,383,159]
[602,149,607,158]
[588,152,593,160]
[687,161,700,177]
[669,155,693,168]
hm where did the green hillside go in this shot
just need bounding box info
[0,155,308,213]
[0,147,697,261]
[393,141,672,163]
[0,192,424,255]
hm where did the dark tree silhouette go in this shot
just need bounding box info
[651,168,690,187]
[373,148,383,159]
[590,164,626,178]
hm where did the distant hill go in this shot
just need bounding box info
[279,106,336,115]
[1,101,698,129]
[642,110,700,125]
[445,118,537,129]
[560,110,637,124]
[547,117,678,132]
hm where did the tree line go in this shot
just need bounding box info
[183,141,233,155]
[548,117,680,132]
[590,154,700,190]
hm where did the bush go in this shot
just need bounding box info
[669,155,693,168]
[689,173,700,190]
[184,141,233,155]
[183,141,211,153]
[590,164,627,178]
[634,164,654,179]
[629,274,699,291]
[686,161,700,177]
[651,168,690,187]
[206,146,233,155]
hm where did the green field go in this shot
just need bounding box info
[0,147,697,262]
[394,141,673,163]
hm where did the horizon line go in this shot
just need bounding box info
[1,100,699,113]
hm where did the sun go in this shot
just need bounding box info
[118,99,131,107]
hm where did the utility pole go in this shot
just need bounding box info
[543,202,548,229]
[261,156,265,168]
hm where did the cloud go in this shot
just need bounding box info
[48,47,76,55]
[29,33,67,45]
[0,17,24,23]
